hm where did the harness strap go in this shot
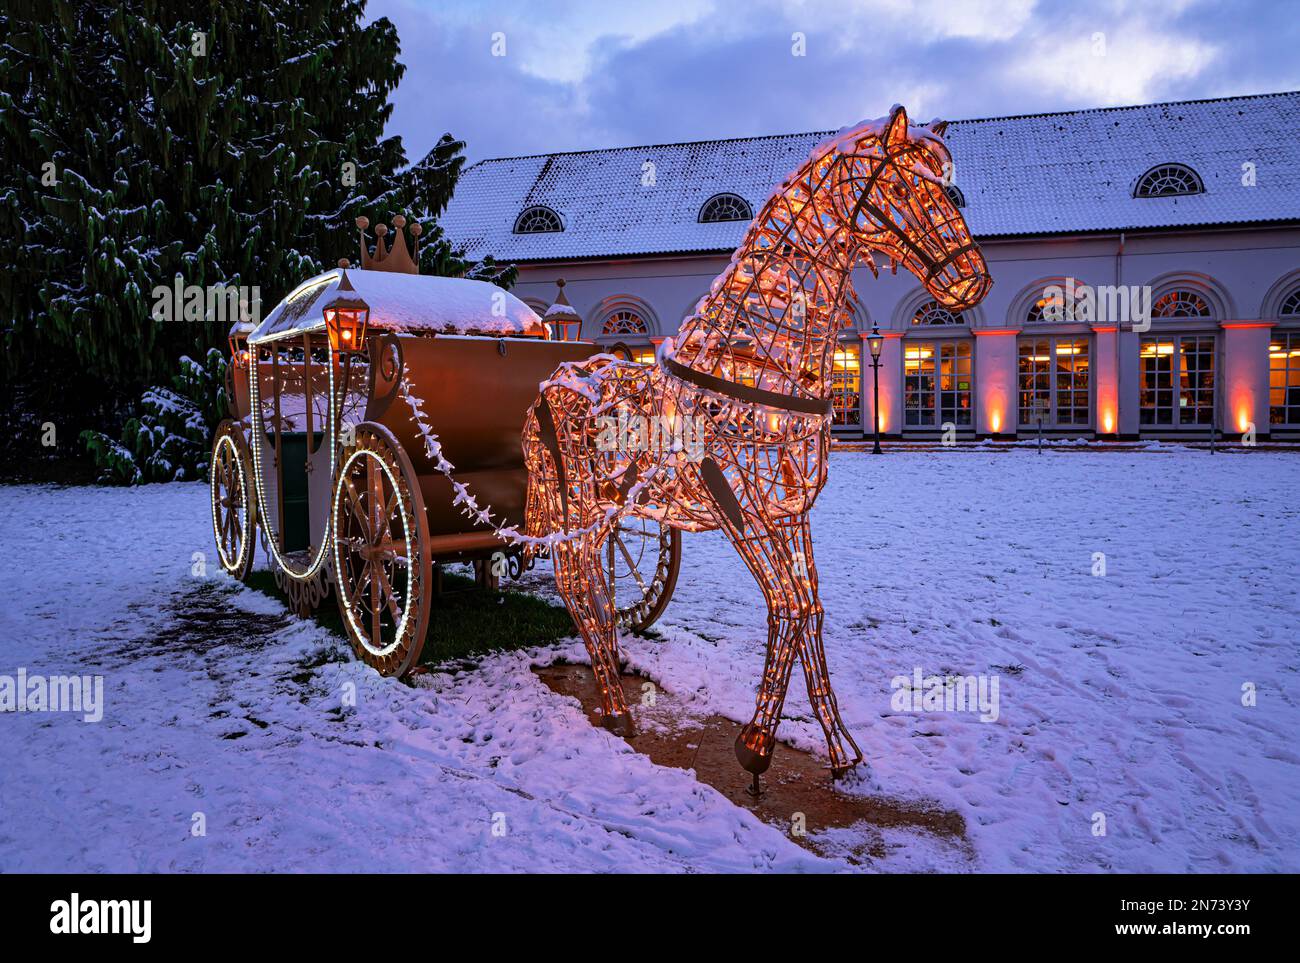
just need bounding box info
[663,356,832,416]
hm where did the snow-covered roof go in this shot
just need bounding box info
[249,269,546,343]
[441,92,1300,263]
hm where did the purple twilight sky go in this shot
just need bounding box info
[367,0,1300,165]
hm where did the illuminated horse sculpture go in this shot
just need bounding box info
[522,106,991,781]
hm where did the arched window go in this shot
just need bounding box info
[1026,290,1082,324]
[911,300,963,325]
[944,184,966,207]
[513,206,563,234]
[601,310,649,337]
[1152,290,1213,319]
[1280,286,1300,318]
[1133,164,1204,198]
[698,193,753,223]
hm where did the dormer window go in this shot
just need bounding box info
[699,193,753,223]
[944,185,966,207]
[514,206,563,234]
[1133,164,1204,198]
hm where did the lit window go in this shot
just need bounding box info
[1269,331,1300,425]
[1152,290,1212,319]
[1018,338,1090,427]
[1139,336,1215,427]
[831,342,861,426]
[904,340,972,426]
[602,310,649,337]
[1133,164,1204,198]
[911,301,963,326]
[513,206,563,234]
[699,193,753,223]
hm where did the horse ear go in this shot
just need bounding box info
[929,119,949,138]
[884,105,910,147]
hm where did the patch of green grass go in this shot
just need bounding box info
[244,568,577,664]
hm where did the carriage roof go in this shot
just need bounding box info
[245,269,546,344]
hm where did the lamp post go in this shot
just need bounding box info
[867,323,884,454]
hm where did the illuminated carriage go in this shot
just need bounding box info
[209,216,680,676]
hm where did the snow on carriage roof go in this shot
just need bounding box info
[249,269,546,343]
[440,91,1300,263]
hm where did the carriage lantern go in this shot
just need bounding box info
[227,332,251,369]
[322,270,370,353]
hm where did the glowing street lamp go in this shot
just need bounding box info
[867,323,884,454]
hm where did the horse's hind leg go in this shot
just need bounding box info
[552,529,635,736]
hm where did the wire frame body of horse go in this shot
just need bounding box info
[523,106,992,780]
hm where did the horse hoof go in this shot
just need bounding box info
[602,711,637,738]
[734,726,774,775]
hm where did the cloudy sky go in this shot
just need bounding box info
[368,0,1300,164]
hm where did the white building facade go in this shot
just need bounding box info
[442,92,1300,441]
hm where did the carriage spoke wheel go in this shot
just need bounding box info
[604,517,681,632]
[209,420,256,581]
[332,423,432,677]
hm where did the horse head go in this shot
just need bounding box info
[827,104,991,311]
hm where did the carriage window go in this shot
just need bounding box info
[911,301,963,326]
[602,310,649,337]
[831,342,861,426]
[1133,164,1204,198]
[904,340,971,426]
[513,206,563,234]
[1019,338,1090,427]
[1269,331,1300,425]
[1140,336,1215,426]
[698,193,753,223]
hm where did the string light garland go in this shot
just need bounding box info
[245,332,340,582]
[521,106,992,781]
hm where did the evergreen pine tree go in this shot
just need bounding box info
[0,0,509,479]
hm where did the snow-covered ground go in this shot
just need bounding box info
[1,447,1297,872]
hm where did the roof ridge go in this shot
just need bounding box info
[948,89,1300,126]
[463,130,833,171]
[459,90,1300,169]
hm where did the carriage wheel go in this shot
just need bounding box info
[604,517,681,632]
[209,420,256,581]
[331,423,432,677]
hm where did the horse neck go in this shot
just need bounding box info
[674,172,859,397]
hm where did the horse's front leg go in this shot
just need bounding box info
[716,511,809,778]
[720,510,861,779]
[552,528,635,737]
[785,513,862,777]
